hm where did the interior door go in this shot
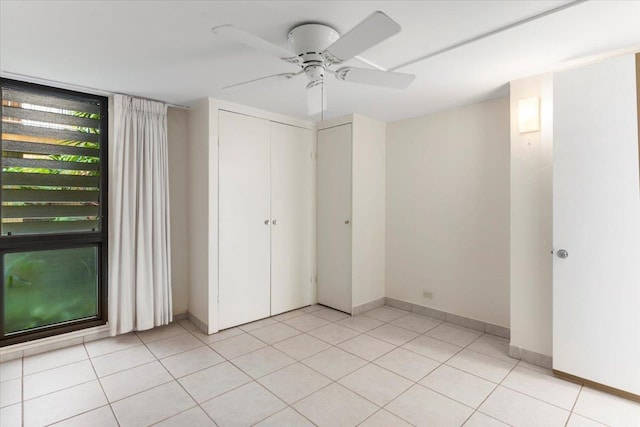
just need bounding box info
[553,54,640,395]
[270,122,314,315]
[317,124,352,313]
[218,110,271,329]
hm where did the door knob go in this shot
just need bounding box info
[556,249,569,259]
[264,220,269,225]
[272,219,278,225]
[344,220,350,224]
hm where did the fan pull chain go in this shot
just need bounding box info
[321,77,325,122]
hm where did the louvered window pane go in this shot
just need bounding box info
[1,86,103,236]
[0,78,107,347]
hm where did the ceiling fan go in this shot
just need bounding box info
[212,11,415,116]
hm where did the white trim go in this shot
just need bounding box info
[0,71,189,109]
[316,114,354,130]
[0,324,111,362]
[385,297,510,339]
[208,97,316,130]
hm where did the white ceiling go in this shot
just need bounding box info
[1,1,639,122]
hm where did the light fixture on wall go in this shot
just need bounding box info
[518,97,540,133]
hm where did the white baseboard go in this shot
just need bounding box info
[0,324,111,362]
[385,297,510,339]
[352,297,385,316]
[509,344,553,369]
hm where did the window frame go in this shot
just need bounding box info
[0,78,108,346]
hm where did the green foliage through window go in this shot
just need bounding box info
[1,78,108,345]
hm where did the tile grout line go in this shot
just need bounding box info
[21,373,100,405]
[482,347,569,424]
[21,356,24,426]
[230,307,517,425]
[413,325,517,425]
[7,308,457,425]
[289,310,452,424]
[489,354,585,415]
[356,408,389,426]
[202,309,397,424]
[154,358,212,427]
[147,405,203,426]
[497,382,579,414]
[117,332,203,426]
[190,327,307,422]
[225,324,328,427]
[213,358,326,423]
[21,346,91,377]
[419,332,512,388]
[275,405,318,427]
[88,341,147,360]
[83,341,122,427]
[8,305,594,427]
[22,344,116,426]
[8,309,414,425]
[570,387,624,426]
[283,309,585,427]
[459,349,520,426]
[515,359,553,375]
[95,327,195,424]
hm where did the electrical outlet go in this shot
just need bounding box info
[422,290,433,300]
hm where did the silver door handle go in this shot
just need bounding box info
[345,220,350,224]
[556,249,569,259]
[264,220,269,225]
[272,219,278,225]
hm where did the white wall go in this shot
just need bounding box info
[167,107,188,315]
[386,98,510,327]
[186,100,211,329]
[351,115,386,308]
[509,75,554,357]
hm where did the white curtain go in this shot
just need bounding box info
[109,94,172,335]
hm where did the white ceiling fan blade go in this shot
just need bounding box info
[212,25,295,60]
[222,72,302,91]
[323,11,401,64]
[335,67,415,89]
[306,81,327,116]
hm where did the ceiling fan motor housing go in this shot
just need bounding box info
[288,24,339,82]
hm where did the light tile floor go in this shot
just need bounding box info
[1,305,639,426]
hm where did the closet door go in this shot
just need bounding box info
[270,123,314,315]
[317,124,352,313]
[553,55,640,394]
[218,111,271,328]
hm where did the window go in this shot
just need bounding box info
[0,78,108,346]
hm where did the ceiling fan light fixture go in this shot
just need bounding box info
[304,64,325,82]
[306,80,327,116]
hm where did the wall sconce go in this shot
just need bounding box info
[518,97,540,133]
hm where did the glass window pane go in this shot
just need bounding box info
[3,247,98,335]
[1,84,103,236]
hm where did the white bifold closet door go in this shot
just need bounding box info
[219,111,271,328]
[219,111,314,328]
[270,122,314,315]
[317,124,352,313]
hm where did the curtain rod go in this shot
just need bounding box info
[113,92,189,110]
[0,71,189,109]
